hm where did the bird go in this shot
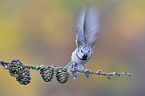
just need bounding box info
[65,6,100,77]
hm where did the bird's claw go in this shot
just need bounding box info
[85,69,93,78]
[73,67,78,71]
[86,69,93,75]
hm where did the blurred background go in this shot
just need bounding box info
[0,0,145,96]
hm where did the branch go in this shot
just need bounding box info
[0,59,132,85]
[69,69,131,79]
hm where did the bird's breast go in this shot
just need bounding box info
[71,49,89,64]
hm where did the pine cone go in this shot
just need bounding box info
[40,66,55,82]
[16,68,31,85]
[9,59,23,77]
[56,68,69,84]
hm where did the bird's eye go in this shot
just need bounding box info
[88,50,90,52]
[81,50,83,53]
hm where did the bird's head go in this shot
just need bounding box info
[76,42,92,60]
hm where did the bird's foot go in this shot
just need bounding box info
[84,68,94,78]
[71,69,78,80]
[71,64,79,79]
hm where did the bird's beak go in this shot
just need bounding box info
[82,53,87,60]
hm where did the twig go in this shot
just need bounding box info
[0,59,132,85]
[69,68,131,79]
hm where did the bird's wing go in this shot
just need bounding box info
[75,6,86,47]
[85,7,100,48]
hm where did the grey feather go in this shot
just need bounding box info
[75,6,86,47]
[85,7,100,48]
